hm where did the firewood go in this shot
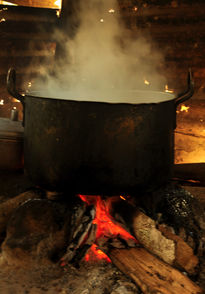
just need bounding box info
[0,190,42,235]
[109,247,203,294]
[132,211,198,275]
[158,224,199,275]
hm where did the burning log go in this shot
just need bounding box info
[109,247,203,294]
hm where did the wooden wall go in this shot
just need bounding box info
[0,0,60,8]
[0,0,205,118]
[118,0,205,95]
[0,4,58,117]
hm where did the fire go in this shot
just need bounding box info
[84,244,111,263]
[79,195,137,262]
[180,104,190,112]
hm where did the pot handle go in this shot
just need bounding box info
[7,68,25,104]
[174,69,194,107]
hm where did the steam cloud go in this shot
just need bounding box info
[34,0,169,103]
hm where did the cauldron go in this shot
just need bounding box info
[7,69,193,196]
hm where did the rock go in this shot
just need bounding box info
[1,198,72,267]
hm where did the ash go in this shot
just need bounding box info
[0,260,140,294]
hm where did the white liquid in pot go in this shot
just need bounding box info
[27,90,175,104]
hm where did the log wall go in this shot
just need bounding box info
[0,0,204,118]
[118,0,205,94]
[0,4,58,117]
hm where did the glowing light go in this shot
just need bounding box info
[100,18,104,23]
[133,6,138,11]
[108,9,115,13]
[120,195,126,201]
[56,10,60,17]
[0,99,4,105]
[28,82,32,88]
[144,79,150,85]
[165,84,174,93]
[54,0,61,8]
[0,18,5,23]
[13,106,16,110]
[0,1,17,5]
[180,104,190,113]
[12,98,20,103]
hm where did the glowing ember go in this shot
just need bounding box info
[84,244,111,263]
[180,104,190,113]
[79,195,137,262]
[0,99,4,105]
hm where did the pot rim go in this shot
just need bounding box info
[24,89,176,105]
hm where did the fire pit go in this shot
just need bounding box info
[0,171,204,293]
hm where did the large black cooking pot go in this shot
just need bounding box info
[7,69,194,196]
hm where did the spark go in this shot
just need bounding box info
[165,84,174,93]
[144,79,150,85]
[108,9,115,13]
[180,105,190,112]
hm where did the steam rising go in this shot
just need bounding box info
[34,0,169,103]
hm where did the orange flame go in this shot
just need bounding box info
[79,195,136,262]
